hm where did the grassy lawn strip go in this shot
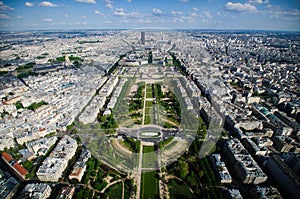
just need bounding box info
[146,84,154,98]
[159,137,174,148]
[141,171,159,199]
[146,92,153,98]
[144,103,154,124]
[145,100,154,125]
[146,84,152,93]
[144,115,151,124]
[142,146,157,169]
[121,137,141,153]
[163,122,177,129]
[143,145,154,153]
[145,100,153,108]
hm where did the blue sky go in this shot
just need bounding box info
[0,0,299,31]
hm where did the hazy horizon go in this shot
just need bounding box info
[0,0,300,31]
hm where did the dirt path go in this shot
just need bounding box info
[100,179,122,193]
[111,139,133,155]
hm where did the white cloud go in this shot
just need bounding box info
[172,18,184,23]
[126,0,132,2]
[95,10,101,14]
[0,1,14,11]
[267,5,300,19]
[128,12,142,18]
[81,16,87,19]
[152,8,163,15]
[179,0,189,2]
[106,3,113,9]
[173,14,198,23]
[75,0,96,4]
[248,0,269,4]
[39,1,58,7]
[138,19,152,24]
[113,8,142,18]
[224,2,257,13]
[189,13,198,17]
[192,7,199,12]
[0,13,9,19]
[64,14,69,18]
[171,10,183,16]
[16,15,24,19]
[114,8,126,17]
[202,19,208,23]
[75,22,88,25]
[43,18,53,22]
[203,11,212,18]
[105,20,112,24]
[25,2,34,7]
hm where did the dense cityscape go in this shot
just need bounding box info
[0,28,299,199]
[0,1,299,199]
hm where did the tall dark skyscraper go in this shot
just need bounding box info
[141,31,145,45]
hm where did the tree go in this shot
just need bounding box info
[179,160,189,179]
[199,170,204,178]
[15,101,24,109]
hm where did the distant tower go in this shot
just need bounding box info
[141,31,145,45]
[64,55,71,67]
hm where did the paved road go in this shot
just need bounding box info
[135,142,144,199]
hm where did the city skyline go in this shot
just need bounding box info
[0,0,300,31]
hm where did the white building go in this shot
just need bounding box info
[36,135,77,182]
[19,183,51,199]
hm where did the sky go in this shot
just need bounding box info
[0,0,299,31]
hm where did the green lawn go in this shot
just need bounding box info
[144,101,154,125]
[143,145,154,153]
[144,115,151,125]
[144,107,154,125]
[146,84,154,98]
[142,146,158,169]
[145,101,153,107]
[141,171,159,199]
[146,92,153,98]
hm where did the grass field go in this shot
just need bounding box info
[146,91,153,98]
[141,171,159,199]
[146,84,154,98]
[145,101,153,107]
[143,145,154,153]
[144,101,154,125]
[142,146,158,169]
